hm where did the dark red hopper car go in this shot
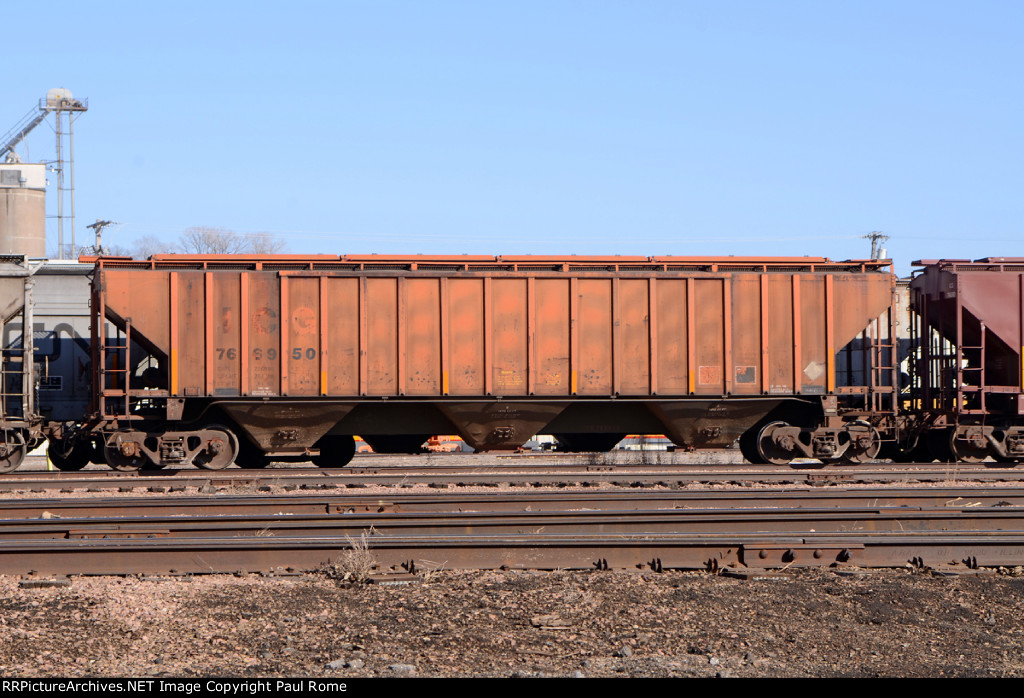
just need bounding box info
[910,257,1024,462]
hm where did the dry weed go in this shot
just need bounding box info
[321,531,377,583]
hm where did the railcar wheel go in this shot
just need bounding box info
[841,422,881,464]
[47,440,91,471]
[313,435,356,467]
[104,431,147,471]
[738,428,766,464]
[193,426,240,470]
[756,422,797,466]
[949,430,988,464]
[0,431,26,474]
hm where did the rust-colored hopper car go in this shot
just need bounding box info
[77,254,898,470]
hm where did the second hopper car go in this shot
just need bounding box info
[907,257,1024,463]
[69,254,897,470]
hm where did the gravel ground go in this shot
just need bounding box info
[1,567,1023,677]
[5,450,1024,678]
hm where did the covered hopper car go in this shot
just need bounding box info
[907,257,1024,463]
[66,254,898,470]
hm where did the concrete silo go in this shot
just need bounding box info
[0,159,46,257]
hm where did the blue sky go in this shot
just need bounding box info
[4,1,1022,274]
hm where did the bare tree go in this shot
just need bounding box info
[131,234,174,259]
[247,232,286,255]
[46,226,287,260]
[179,226,250,254]
[179,226,287,255]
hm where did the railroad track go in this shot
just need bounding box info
[1,487,1022,517]
[4,487,1024,576]
[4,455,1022,491]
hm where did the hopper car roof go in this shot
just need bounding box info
[83,253,892,274]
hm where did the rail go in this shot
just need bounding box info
[0,492,1021,574]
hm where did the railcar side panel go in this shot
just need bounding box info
[365,277,398,396]
[694,278,725,395]
[618,278,650,395]
[293,277,322,396]
[533,278,569,395]
[799,276,827,394]
[325,276,360,395]
[92,256,895,458]
[447,277,485,395]
[577,278,612,395]
[404,277,441,396]
[491,277,527,395]
[765,275,794,394]
[729,275,760,396]
[212,272,241,396]
[247,272,281,396]
[654,278,688,394]
[99,265,897,405]
[176,272,205,397]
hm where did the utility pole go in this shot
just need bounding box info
[862,231,889,259]
[86,219,116,255]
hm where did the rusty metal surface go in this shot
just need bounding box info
[2,486,1024,518]
[4,506,1024,541]
[912,260,1024,406]
[97,261,894,402]
[0,530,1021,576]
[93,254,895,453]
[910,259,1024,463]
